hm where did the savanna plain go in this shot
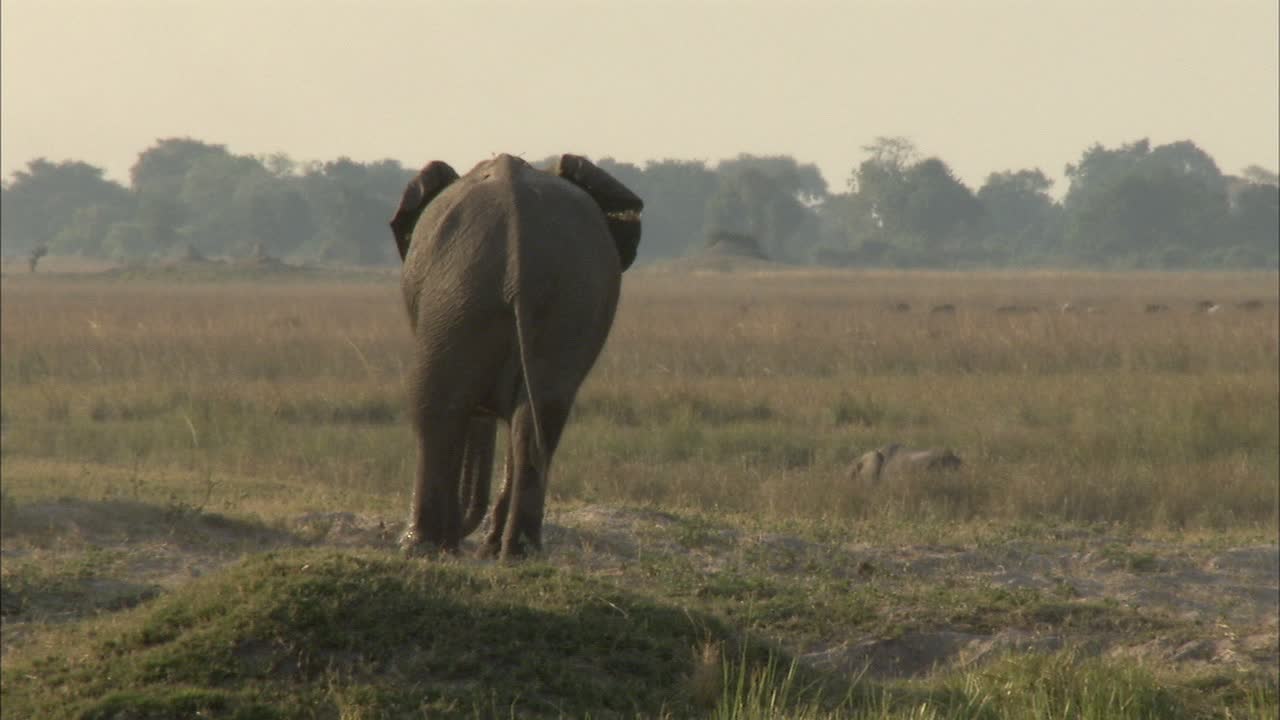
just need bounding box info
[1,265,1277,719]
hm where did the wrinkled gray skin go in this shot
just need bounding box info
[389,154,642,558]
[849,444,962,484]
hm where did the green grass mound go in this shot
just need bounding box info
[1,549,782,719]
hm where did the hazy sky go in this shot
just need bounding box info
[3,1,1277,194]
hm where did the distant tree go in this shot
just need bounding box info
[1063,139,1230,267]
[299,157,412,264]
[1063,139,1151,202]
[846,137,916,232]
[177,151,266,255]
[716,154,828,204]
[258,151,299,178]
[51,202,136,256]
[232,172,314,258]
[707,155,826,261]
[811,194,875,266]
[101,222,154,261]
[131,195,186,258]
[129,138,231,196]
[2,136,1262,270]
[704,167,814,262]
[123,139,255,259]
[632,159,719,261]
[898,157,983,254]
[1223,177,1279,266]
[853,136,918,183]
[837,140,982,266]
[1240,165,1279,187]
[126,142,404,263]
[977,169,1064,264]
[0,158,132,255]
[817,140,910,266]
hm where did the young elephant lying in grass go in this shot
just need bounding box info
[849,443,963,484]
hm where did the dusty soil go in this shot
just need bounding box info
[3,501,1276,679]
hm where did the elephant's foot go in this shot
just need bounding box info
[476,527,505,559]
[499,533,542,561]
[399,528,431,556]
[475,540,500,560]
[475,534,540,561]
[399,527,459,557]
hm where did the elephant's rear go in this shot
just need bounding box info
[390,153,641,557]
[398,154,628,408]
[506,158,624,355]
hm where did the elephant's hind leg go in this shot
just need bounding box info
[403,359,477,553]
[403,412,469,553]
[459,416,497,538]
[479,431,516,559]
[403,309,510,554]
[497,398,572,560]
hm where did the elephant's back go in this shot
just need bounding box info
[504,161,623,334]
[399,166,522,326]
[400,155,619,326]
[414,155,610,256]
[462,156,621,286]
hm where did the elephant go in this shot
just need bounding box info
[849,443,962,484]
[388,153,642,558]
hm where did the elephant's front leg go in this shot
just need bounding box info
[402,411,468,554]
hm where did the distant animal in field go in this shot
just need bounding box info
[1145,303,1170,314]
[1194,300,1218,313]
[1061,302,1103,314]
[930,304,956,315]
[849,444,963,484]
[1236,299,1264,311]
[995,304,1039,314]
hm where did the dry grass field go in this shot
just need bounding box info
[1,267,1277,718]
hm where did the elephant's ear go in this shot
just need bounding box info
[554,154,644,271]
[389,161,460,261]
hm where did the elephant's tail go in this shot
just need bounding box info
[512,298,548,478]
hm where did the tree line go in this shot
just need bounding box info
[2,136,1276,269]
